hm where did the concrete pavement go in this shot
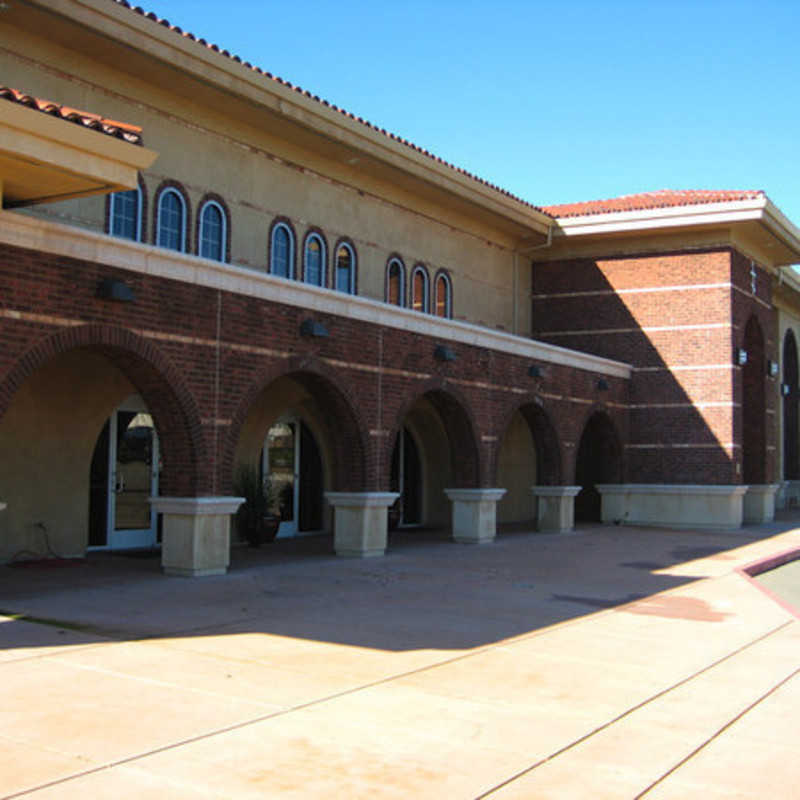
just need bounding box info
[1,519,798,798]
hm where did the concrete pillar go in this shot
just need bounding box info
[530,485,581,533]
[777,479,800,510]
[444,488,506,544]
[325,492,399,558]
[743,484,781,524]
[150,496,244,577]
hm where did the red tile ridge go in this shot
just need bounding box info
[108,0,545,214]
[543,189,766,219]
[0,85,143,145]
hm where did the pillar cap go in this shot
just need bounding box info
[744,484,781,496]
[530,485,581,497]
[596,484,749,497]
[325,492,400,508]
[444,488,507,502]
[150,496,245,515]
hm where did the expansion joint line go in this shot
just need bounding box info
[475,620,795,799]
[5,615,588,798]
[635,664,800,798]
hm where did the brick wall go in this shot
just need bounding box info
[531,247,777,484]
[0,241,628,497]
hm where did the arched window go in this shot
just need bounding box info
[109,186,142,241]
[270,222,295,278]
[386,257,405,306]
[411,264,430,313]
[198,200,226,262]
[156,188,187,252]
[335,242,356,294]
[434,271,452,318]
[303,233,326,287]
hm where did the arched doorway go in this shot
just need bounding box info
[229,369,366,543]
[575,411,622,522]
[495,403,561,525]
[387,388,480,532]
[389,426,422,526]
[742,316,766,484]
[783,329,798,480]
[0,331,201,563]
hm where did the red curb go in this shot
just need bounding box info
[737,545,800,619]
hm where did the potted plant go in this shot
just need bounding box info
[233,465,280,547]
[388,496,403,531]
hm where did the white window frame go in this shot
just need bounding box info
[434,271,453,319]
[156,187,187,252]
[303,232,326,287]
[198,199,227,262]
[411,264,430,313]
[270,222,295,279]
[386,257,405,306]
[334,242,356,294]
[108,186,142,242]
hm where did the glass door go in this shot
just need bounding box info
[265,420,298,538]
[108,405,159,549]
[263,418,325,538]
[89,396,159,550]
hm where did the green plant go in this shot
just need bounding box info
[233,464,277,547]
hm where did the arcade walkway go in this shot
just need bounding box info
[1,519,798,798]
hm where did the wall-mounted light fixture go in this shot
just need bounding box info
[96,278,135,303]
[434,345,456,362]
[299,319,329,338]
[782,383,791,396]
[596,378,609,391]
[736,348,748,366]
[528,364,542,378]
[768,359,779,377]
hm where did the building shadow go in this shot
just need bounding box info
[1,519,791,653]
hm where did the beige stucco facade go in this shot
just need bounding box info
[0,7,544,336]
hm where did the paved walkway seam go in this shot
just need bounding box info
[634,664,800,798]
[475,619,795,799]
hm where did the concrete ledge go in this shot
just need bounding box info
[597,484,748,530]
[743,484,780,524]
[776,480,800,510]
[325,492,399,558]
[445,488,507,544]
[151,496,244,577]
[531,485,581,533]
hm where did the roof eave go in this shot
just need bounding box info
[30,0,550,238]
[550,196,800,267]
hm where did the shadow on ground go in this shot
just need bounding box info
[1,517,795,653]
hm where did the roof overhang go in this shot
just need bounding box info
[549,196,800,268]
[0,94,157,208]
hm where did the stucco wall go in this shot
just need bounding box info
[0,23,522,335]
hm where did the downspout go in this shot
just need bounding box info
[513,224,554,336]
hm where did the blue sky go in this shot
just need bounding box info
[147,1,800,221]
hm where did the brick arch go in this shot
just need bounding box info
[0,324,206,496]
[574,406,624,522]
[491,395,563,486]
[221,356,368,492]
[385,378,482,487]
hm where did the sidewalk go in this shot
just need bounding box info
[1,519,799,798]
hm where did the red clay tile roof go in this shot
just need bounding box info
[109,0,544,213]
[0,85,143,145]
[543,189,765,219]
